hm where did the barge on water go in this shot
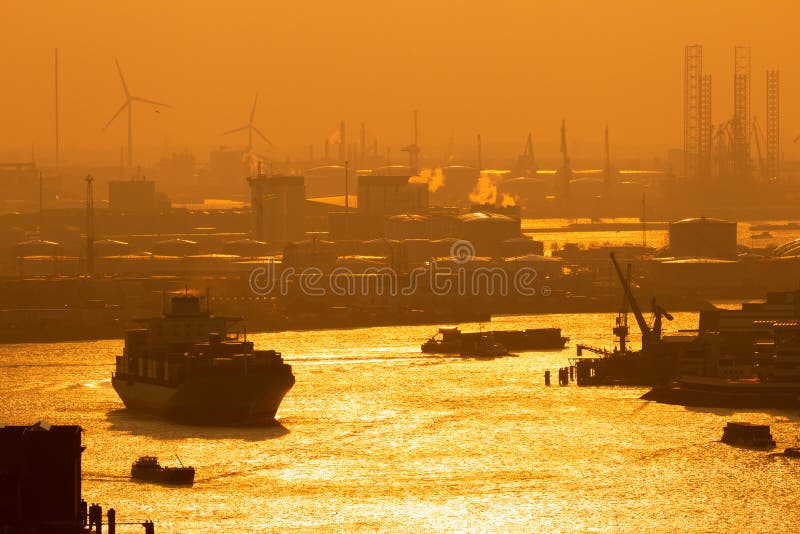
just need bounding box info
[422,326,567,354]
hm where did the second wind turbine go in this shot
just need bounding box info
[103,58,171,169]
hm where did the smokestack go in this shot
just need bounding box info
[39,171,43,232]
[324,138,330,161]
[247,176,265,240]
[339,121,346,161]
[477,134,483,171]
[360,123,366,159]
[345,160,350,212]
[54,48,59,174]
[85,175,95,275]
[560,119,570,194]
[604,124,612,186]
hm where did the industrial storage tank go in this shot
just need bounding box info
[457,212,521,257]
[305,165,348,198]
[386,214,431,240]
[668,217,737,259]
[282,239,337,270]
[222,238,270,257]
[152,238,200,257]
[500,237,544,258]
[773,238,800,257]
[93,239,131,257]
[402,239,433,264]
[358,238,401,258]
[15,239,63,257]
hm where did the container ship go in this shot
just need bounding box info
[111,292,295,425]
[422,326,567,353]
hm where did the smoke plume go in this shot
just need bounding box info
[468,173,497,204]
[242,149,262,176]
[408,167,445,193]
[469,172,518,207]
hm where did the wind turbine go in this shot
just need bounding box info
[222,94,273,152]
[103,58,171,168]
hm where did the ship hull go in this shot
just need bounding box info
[131,465,195,485]
[642,379,800,409]
[112,372,295,425]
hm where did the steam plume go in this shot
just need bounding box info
[408,167,445,192]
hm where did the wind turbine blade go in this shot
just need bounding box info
[222,125,249,135]
[253,127,274,147]
[114,58,130,98]
[250,93,258,124]
[131,96,172,108]
[103,102,129,130]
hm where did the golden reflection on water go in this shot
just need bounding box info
[1,312,799,532]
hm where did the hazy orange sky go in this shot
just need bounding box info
[0,1,797,165]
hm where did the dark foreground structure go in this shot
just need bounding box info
[0,421,154,533]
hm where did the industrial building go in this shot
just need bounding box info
[0,422,85,532]
[108,179,158,212]
[357,175,429,215]
[248,174,305,244]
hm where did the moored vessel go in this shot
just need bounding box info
[643,320,800,409]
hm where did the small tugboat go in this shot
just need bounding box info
[131,456,195,485]
[782,447,800,458]
[720,422,776,449]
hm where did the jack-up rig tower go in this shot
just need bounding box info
[559,119,571,196]
[684,44,713,181]
[401,110,420,174]
[85,175,95,275]
[732,46,752,182]
[766,70,780,180]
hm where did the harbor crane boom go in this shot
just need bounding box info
[610,252,651,344]
[609,253,672,350]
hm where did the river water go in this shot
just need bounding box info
[2,311,799,532]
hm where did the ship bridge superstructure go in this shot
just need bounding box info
[130,294,241,349]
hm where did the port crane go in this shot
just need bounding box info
[576,253,672,358]
[609,252,672,350]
